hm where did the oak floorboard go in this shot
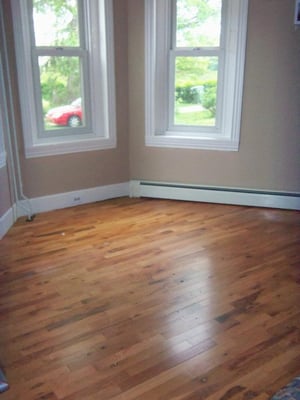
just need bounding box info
[0,197,299,399]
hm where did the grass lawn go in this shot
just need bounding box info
[175,103,215,126]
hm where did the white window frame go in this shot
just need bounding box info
[11,0,116,158]
[145,0,248,151]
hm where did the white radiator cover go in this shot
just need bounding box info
[130,180,300,210]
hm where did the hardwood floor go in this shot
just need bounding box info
[0,197,299,400]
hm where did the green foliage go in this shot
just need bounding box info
[175,79,217,117]
[33,0,78,46]
[175,57,209,86]
[176,0,221,47]
[40,56,81,113]
[175,105,214,126]
[202,81,217,116]
[175,82,203,104]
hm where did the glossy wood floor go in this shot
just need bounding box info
[0,197,299,400]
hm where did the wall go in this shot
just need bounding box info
[5,0,130,200]
[128,0,300,192]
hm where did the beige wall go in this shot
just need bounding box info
[128,0,300,192]
[8,0,130,199]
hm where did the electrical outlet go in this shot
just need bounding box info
[72,195,82,205]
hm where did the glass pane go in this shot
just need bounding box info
[32,0,80,47]
[174,56,218,127]
[39,56,85,130]
[176,0,222,47]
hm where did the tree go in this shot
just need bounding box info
[176,0,221,47]
[39,57,81,111]
[33,0,79,46]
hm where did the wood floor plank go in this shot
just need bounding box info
[0,198,299,399]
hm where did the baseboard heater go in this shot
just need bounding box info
[130,180,300,210]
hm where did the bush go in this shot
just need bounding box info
[176,86,195,104]
[175,80,217,118]
[202,81,217,117]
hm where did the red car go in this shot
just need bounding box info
[45,98,82,128]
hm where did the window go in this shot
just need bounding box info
[11,0,116,158]
[145,0,248,150]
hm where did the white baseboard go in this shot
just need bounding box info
[130,180,300,210]
[0,207,15,239]
[17,182,130,218]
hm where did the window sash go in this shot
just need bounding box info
[168,52,223,132]
[32,51,91,137]
[169,0,225,132]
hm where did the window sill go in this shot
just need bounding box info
[145,134,239,151]
[25,136,117,158]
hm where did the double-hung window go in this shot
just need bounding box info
[11,0,116,157]
[145,0,248,150]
